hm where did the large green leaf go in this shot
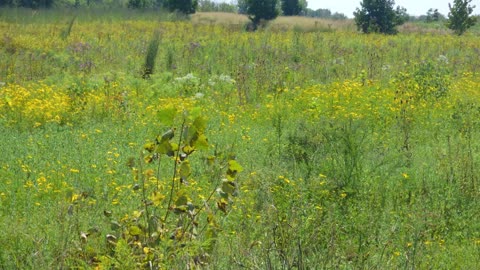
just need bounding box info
[157,107,177,126]
[192,116,207,133]
[193,133,209,150]
[179,160,191,180]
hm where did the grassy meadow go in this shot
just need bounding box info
[1,9,480,269]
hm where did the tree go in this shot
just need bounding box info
[198,0,237,13]
[245,0,279,30]
[237,0,248,14]
[354,0,408,34]
[305,8,347,20]
[128,0,152,9]
[164,0,198,14]
[18,0,54,8]
[446,0,477,35]
[426,8,445,22]
[0,0,14,7]
[281,0,303,16]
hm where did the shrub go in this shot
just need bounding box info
[446,0,477,35]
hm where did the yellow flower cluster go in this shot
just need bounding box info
[298,80,395,122]
[1,83,71,126]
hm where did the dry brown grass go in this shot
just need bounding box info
[398,22,452,35]
[270,16,355,32]
[191,12,249,25]
[191,12,355,32]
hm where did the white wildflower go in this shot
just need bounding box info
[437,55,448,64]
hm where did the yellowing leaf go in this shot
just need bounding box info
[228,160,243,173]
[193,116,207,133]
[182,145,195,155]
[144,142,155,152]
[227,160,243,180]
[151,191,165,206]
[175,195,188,207]
[217,198,228,213]
[128,225,142,236]
[155,140,173,155]
[221,179,236,195]
[179,160,191,179]
[193,133,209,150]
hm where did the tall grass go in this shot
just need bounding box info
[142,30,161,78]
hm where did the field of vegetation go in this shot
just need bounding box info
[1,9,480,269]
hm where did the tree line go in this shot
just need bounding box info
[0,0,476,35]
[353,0,476,35]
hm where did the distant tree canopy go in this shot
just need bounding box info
[2,0,54,8]
[354,0,408,34]
[305,8,347,20]
[163,0,198,14]
[281,0,306,16]
[127,0,153,9]
[237,0,248,14]
[245,0,279,30]
[446,0,477,35]
[198,0,237,13]
[425,8,445,22]
[0,0,14,7]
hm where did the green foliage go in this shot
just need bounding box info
[446,0,477,35]
[410,59,451,99]
[237,0,248,14]
[393,59,452,165]
[0,0,14,7]
[164,0,198,14]
[198,0,237,13]
[304,8,347,19]
[425,8,445,22]
[280,0,303,16]
[127,0,151,9]
[61,15,76,40]
[95,110,243,268]
[354,0,408,34]
[18,0,54,8]
[142,31,161,79]
[245,0,279,30]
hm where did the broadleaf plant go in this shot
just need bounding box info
[97,108,242,268]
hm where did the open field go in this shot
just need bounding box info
[191,12,356,32]
[1,9,480,269]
